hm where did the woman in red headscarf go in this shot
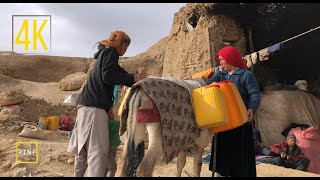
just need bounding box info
[207,46,261,177]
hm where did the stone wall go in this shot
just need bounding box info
[208,15,246,67]
[120,3,247,79]
[161,5,246,78]
[162,16,212,78]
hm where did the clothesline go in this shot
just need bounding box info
[243,25,320,68]
[281,25,320,44]
[250,25,320,55]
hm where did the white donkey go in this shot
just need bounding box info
[118,77,214,177]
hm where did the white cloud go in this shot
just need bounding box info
[0,3,186,57]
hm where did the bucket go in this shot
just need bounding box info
[47,116,60,131]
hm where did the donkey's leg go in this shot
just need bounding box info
[134,122,146,147]
[193,144,204,177]
[136,122,163,177]
[176,150,187,177]
[131,122,146,176]
[192,129,214,177]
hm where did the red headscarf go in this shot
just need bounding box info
[215,46,248,70]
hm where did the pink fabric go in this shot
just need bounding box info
[255,155,273,160]
[289,126,320,174]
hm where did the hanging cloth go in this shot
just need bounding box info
[251,52,258,64]
[244,55,252,68]
[267,42,282,53]
[259,48,269,61]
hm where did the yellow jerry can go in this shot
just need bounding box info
[209,80,249,133]
[192,85,229,128]
[47,116,60,131]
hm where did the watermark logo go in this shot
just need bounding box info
[16,141,39,164]
[12,15,51,54]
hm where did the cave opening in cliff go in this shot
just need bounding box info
[188,13,199,28]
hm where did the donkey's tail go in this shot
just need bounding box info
[119,89,145,177]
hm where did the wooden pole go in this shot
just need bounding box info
[248,26,255,73]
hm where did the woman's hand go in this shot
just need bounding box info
[247,109,254,122]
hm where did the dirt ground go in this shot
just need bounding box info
[0,129,319,177]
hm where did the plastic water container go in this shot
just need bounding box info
[209,80,248,133]
[192,85,229,128]
[37,117,50,130]
[191,68,213,79]
[47,116,60,131]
